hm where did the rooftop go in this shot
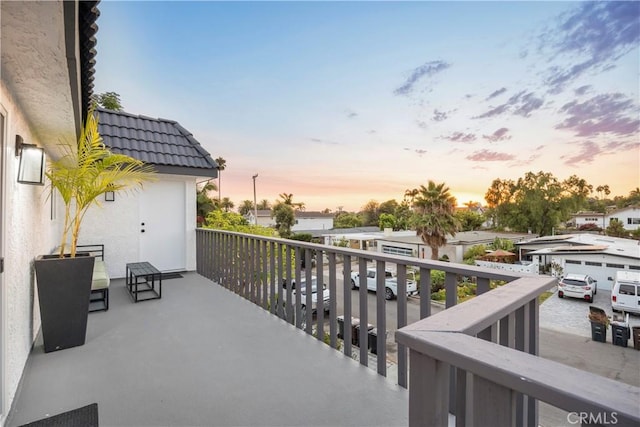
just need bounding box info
[98,108,218,178]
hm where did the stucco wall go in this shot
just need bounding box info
[80,175,197,278]
[292,217,333,231]
[1,83,63,421]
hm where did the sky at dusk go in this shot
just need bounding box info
[94,1,640,212]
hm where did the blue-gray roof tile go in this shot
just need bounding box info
[97,108,218,178]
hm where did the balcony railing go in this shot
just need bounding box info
[196,228,640,426]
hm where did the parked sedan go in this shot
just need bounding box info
[558,274,597,302]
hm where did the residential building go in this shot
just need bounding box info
[516,234,640,290]
[569,206,640,232]
[374,230,533,262]
[245,210,334,231]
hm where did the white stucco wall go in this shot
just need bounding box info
[1,83,63,421]
[80,175,197,278]
[292,217,333,231]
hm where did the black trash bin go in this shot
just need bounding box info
[337,315,345,339]
[590,322,607,343]
[612,323,630,347]
[368,328,378,354]
[633,326,640,351]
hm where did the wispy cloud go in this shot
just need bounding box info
[561,141,602,165]
[486,87,507,100]
[539,2,640,93]
[403,147,428,157]
[509,154,541,167]
[432,109,448,122]
[466,149,515,162]
[345,109,358,119]
[474,90,544,119]
[441,132,477,143]
[574,85,592,96]
[483,127,511,142]
[555,93,640,137]
[309,137,340,146]
[393,60,450,96]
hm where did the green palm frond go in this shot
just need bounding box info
[47,109,156,257]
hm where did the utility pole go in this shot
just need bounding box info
[252,174,259,225]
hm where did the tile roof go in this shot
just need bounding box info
[79,1,100,120]
[97,108,218,178]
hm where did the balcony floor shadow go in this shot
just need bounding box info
[8,272,407,427]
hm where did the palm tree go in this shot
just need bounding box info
[410,181,460,260]
[220,197,234,212]
[238,200,255,216]
[257,199,271,210]
[215,157,226,202]
[196,181,217,219]
[279,193,294,205]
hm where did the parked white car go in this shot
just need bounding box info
[350,268,418,300]
[611,271,640,315]
[288,276,330,313]
[557,273,597,302]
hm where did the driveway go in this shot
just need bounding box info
[540,287,640,337]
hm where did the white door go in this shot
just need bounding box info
[139,180,186,272]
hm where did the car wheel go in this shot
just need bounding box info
[594,287,597,295]
[351,279,357,290]
[585,295,592,302]
[558,291,564,298]
[385,287,394,300]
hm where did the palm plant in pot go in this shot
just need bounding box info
[34,109,155,352]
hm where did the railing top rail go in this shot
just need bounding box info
[396,330,640,424]
[196,228,525,281]
[398,276,556,336]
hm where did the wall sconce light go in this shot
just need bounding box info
[16,135,45,185]
[105,191,115,202]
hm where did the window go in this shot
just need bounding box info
[381,245,413,257]
[606,263,624,268]
[609,217,619,223]
[628,218,640,225]
[619,285,637,296]
[565,260,581,265]
[629,265,640,271]
[585,262,602,266]
[367,270,375,278]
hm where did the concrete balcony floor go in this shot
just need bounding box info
[8,273,407,427]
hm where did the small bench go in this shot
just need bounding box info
[76,245,110,312]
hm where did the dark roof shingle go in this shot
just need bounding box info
[97,108,218,178]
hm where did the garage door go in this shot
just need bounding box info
[563,261,615,291]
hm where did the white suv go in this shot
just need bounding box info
[558,274,597,302]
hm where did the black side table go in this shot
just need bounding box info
[126,262,162,303]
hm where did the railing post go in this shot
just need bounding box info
[397,265,408,388]
[471,374,515,426]
[409,350,449,427]
[343,255,353,357]
[316,249,325,342]
[375,260,386,376]
[358,257,369,366]
[419,267,431,319]
[328,252,337,349]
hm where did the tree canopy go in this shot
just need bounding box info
[484,171,595,236]
[92,91,123,111]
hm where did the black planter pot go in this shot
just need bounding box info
[34,254,95,353]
